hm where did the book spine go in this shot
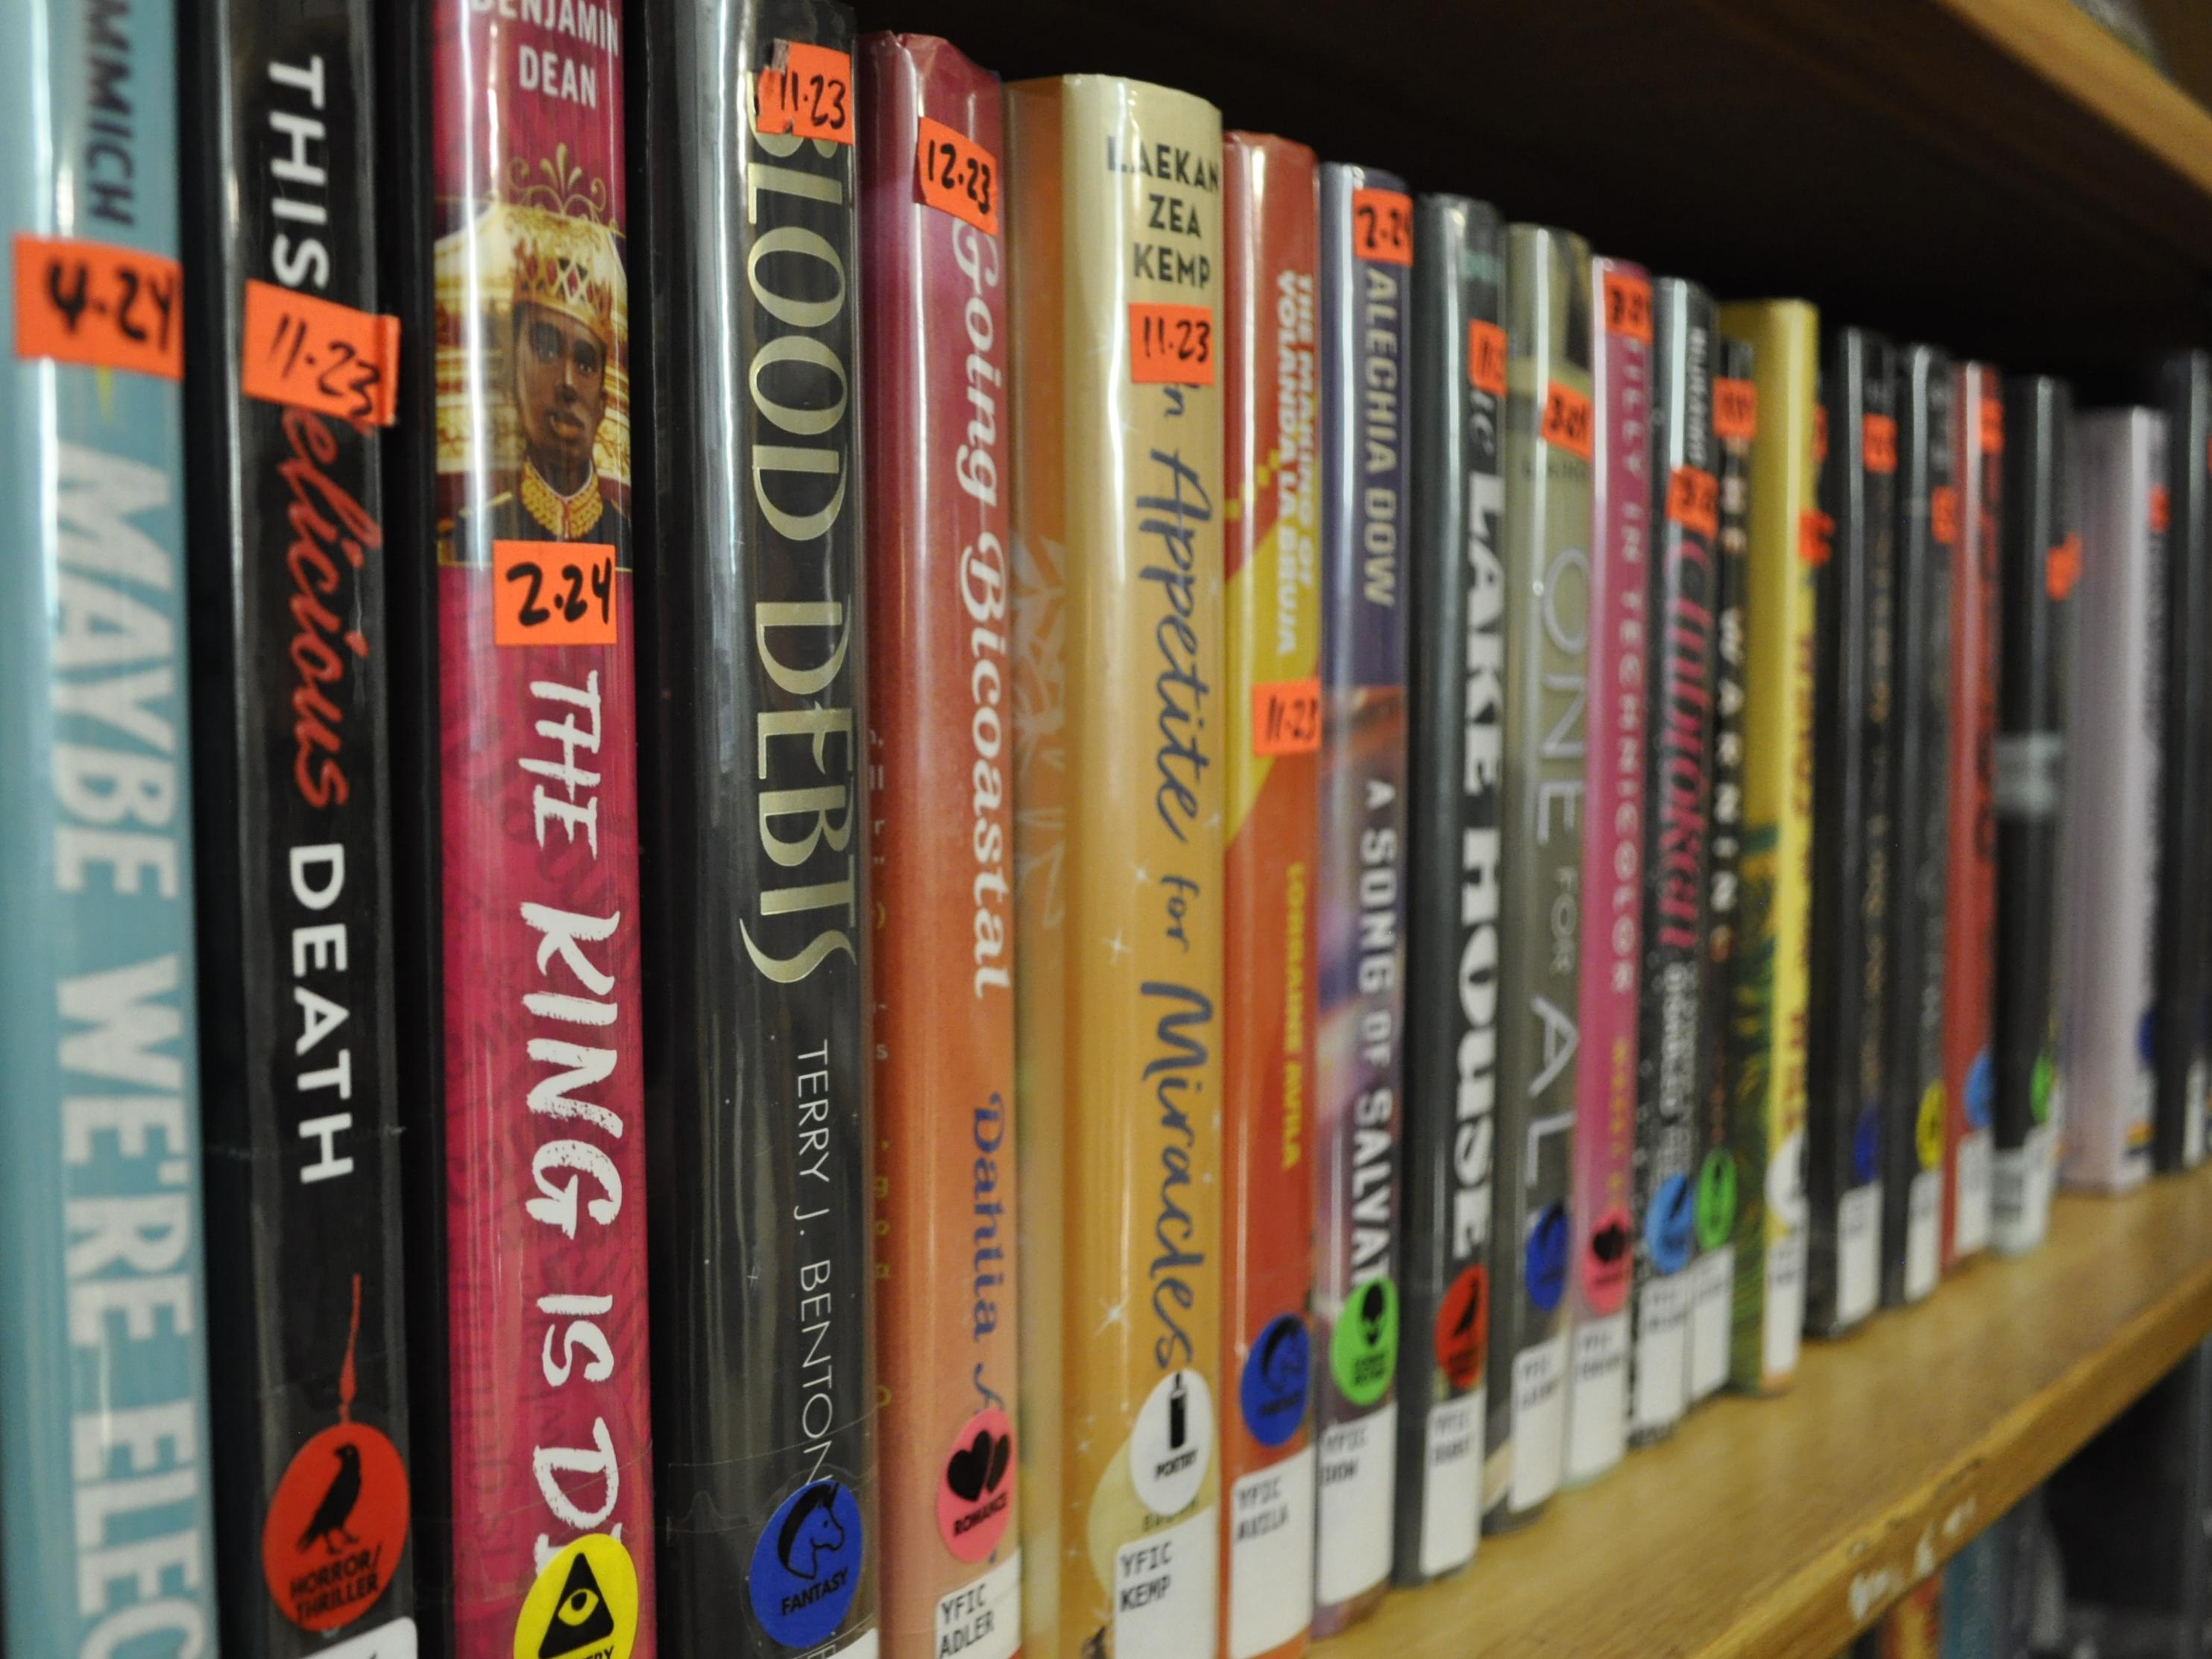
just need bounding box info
[180,0,417,1649]
[1563,254,1651,1486]
[432,0,658,1650]
[2058,410,2163,1194]
[1484,224,1590,1531]
[1882,346,1953,1308]
[631,3,872,1655]
[2154,353,2212,1173]
[1942,365,2001,1268]
[1311,159,1411,1635]
[0,4,219,1653]
[1807,327,1893,1339]
[1992,375,2074,1254]
[1630,277,1716,1444]
[1006,75,1227,1659]
[1392,192,1503,1590]
[860,35,1019,1659]
[1218,130,1320,1659]
[1715,298,1817,1394]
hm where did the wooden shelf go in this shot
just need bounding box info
[1326,1168,2212,1658]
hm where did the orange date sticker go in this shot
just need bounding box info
[14,233,183,380]
[1129,302,1214,386]
[1863,412,1897,475]
[2151,483,2171,535]
[1601,271,1651,344]
[915,116,999,236]
[1931,484,1959,546]
[240,280,400,426]
[1350,189,1413,265]
[1252,679,1321,756]
[1468,320,1507,397]
[756,40,853,143]
[2046,532,2082,600]
[1799,508,1835,568]
[1666,465,1719,540]
[494,541,618,647]
[1540,381,1594,461]
[1982,395,2005,455]
[1713,377,1757,442]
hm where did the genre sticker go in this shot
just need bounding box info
[1645,1177,1695,1277]
[1129,1367,1214,1517]
[514,1533,638,1659]
[1967,1049,1994,1130]
[261,1420,409,1632]
[1433,1263,1487,1391]
[938,1407,1016,1562]
[1582,1203,1633,1314]
[1330,1277,1399,1408]
[749,1481,864,1649]
[1916,1083,1946,1173]
[2032,1051,2055,1125]
[1239,1312,1311,1448]
[1694,1148,1737,1252]
[1852,1103,1882,1184]
[1525,1201,1569,1312]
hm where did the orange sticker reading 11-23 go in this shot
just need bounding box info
[915,116,999,236]
[1349,189,1413,265]
[13,233,183,380]
[1251,679,1322,757]
[240,280,400,426]
[1129,302,1214,386]
[494,541,618,648]
[755,41,852,144]
[1540,381,1594,461]
[1467,321,1507,397]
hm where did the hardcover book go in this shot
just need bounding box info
[1715,300,1818,1394]
[631,2,872,1654]
[0,3,219,1651]
[1393,191,1503,1589]
[180,0,417,1648]
[1564,254,1652,1488]
[1218,128,1319,1658]
[861,34,1020,1659]
[1004,73,1228,1659]
[1484,224,1590,1531]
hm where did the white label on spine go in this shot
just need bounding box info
[1419,1390,1483,1578]
[1905,1168,1941,1301]
[1762,1228,1806,1382]
[1112,1505,1216,1659]
[834,1634,880,1659]
[1686,1244,1735,1400]
[1632,1273,1690,1433]
[1563,1313,1627,1483]
[315,1622,418,1659]
[1315,1403,1395,1605]
[1227,1450,1312,1658]
[1836,1183,1882,1326]
[1993,1121,2055,1256]
[2187,1060,2208,1167]
[1509,1332,1566,1513]
[936,1553,1021,1659]
[1954,1128,1993,1257]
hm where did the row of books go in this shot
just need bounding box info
[4,1,2208,1658]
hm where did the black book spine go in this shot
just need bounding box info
[1882,347,1953,1306]
[631,5,878,1655]
[180,1,417,1649]
[1993,376,2075,1255]
[1394,192,1505,1587]
[2155,353,2212,1172]
[1629,277,1716,1444]
[1806,328,1894,1337]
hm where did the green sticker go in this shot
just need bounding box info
[1695,1148,1738,1252]
[1331,1276,1399,1408]
[2032,1052,2054,1125]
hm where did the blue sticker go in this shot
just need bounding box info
[1240,1312,1311,1448]
[1967,1048,1994,1130]
[749,1479,864,1649]
[2138,1006,2158,1069]
[1851,1105,1882,1185]
[1526,1201,1569,1312]
[1646,1174,1695,1276]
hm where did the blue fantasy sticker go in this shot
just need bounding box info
[1646,1174,1695,1276]
[1852,1104,1882,1185]
[749,1479,864,1649]
[1526,1201,1569,1313]
[1240,1312,1310,1448]
[1967,1048,1994,1130]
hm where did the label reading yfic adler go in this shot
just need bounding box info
[1315,1403,1396,1604]
[1563,1314,1628,1480]
[1115,1508,1217,1659]
[934,1553,1020,1659]
[1632,1275,1689,1434]
[1836,1184,1882,1326]
[1905,1169,1941,1301]
[1226,1449,1314,1659]
[1509,1333,1567,1513]
[1686,1244,1734,1400]
[1419,1392,1483,1578]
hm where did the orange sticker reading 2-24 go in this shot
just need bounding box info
[915,116,999,236]
[494,541,618,648]
[13,233,183,380]
[240,280,400,426]
[755,40,852,143]
[1349,188,1413,265]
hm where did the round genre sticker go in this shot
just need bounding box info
[938,1406,1015,1561]
[1239,1312,1310,1448]
[1695,1148,1737,1252]
[1129,1367,1213,1516]
[1330,1277,1398,1408]
[1433,1264,1487,1391]
[261,1420,409,1632]
[514,1533,638,1659]
[1582,1202,1633,1313]
[750,1480,865,1649]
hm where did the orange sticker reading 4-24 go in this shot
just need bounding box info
[1602,271,1651,344]
[14,233,183,380]
[1714,377,1757,442]
[1251,679,1321,756]
[1129,302,1214,386]
[494,541,617,647]
[1666,465,1719,540]
[756,40,852,143]
[241,280,400,426]
[1350,189,1413,265]
[1863,412,1897,475]
[1540,381,1594,461]
[915,116,999,236]
[1468,320,1507,397]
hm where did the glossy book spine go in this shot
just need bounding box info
[1393,192,1503,1589]
[1630,277,1717,1442]
[1004,75,1226,1659]
[430,0,658,1648]
[180,0,417,1646]
[1484,225,1590,1531]
[1218,130,1320,1659]
[632,2,872,1655]
[860,34,1020,1659]
[0,2,218,1651]
[1563,256,1651,1487]
[1715,300,1817,1393]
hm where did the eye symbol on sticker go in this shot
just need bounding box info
[541,1555,614,1658]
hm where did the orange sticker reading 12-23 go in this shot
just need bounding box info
[13,233,183,380]
[915,116,999,236]
[1713,377,1757,442]
[1349,189,1413,265]
[240,280,400,426]
[755,41,853,144]
[1540,381,1594,461]
[1468,320,1507,396]
[1129,302,1214,386]
[494,541,618,648]
[1601,272,1651,344]
[1251,679,1322,757]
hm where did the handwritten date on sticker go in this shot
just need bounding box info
[1350,189,1413,265]
[1863,412,1897,475]
[916,116,998,236]
[1468,320,1507,397]
[2046,532,2082,600]
[1601,271,1651,343]
[495,541,618,647]
[1931,485,1959,547]
[14,233,183,380]
[1799,509,1835,568]
[1129,303,1214,386]
[1540,381,1593,461]
[1982,396,2005,455]
[241,280,400,426]
[1252,679,1321,756]
[756,41,852,143]
[1666,465,1719,541]
[1714,377,1757,442]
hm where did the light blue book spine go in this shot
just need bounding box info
[0,0,218,1654]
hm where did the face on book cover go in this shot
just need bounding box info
[513,300,608,495]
